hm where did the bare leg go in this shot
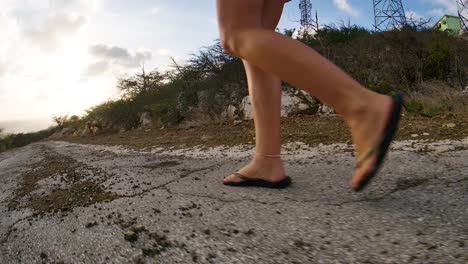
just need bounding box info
[224,0,286,183]
[217,0,393,188]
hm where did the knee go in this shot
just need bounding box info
[219,29,244,57]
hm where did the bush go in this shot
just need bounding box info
[0,127,57,152]
[86,100,141,131]
[296,25,468,94]
[58,24,468,135]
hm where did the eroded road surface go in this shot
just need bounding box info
[0,140,467,264]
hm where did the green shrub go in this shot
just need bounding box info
[57,24,468,134]
[405,99,424,113]
[0,127,57,152]
[86,100,141,130]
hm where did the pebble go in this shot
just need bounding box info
[124,231,138,241]
[443,123,456,128]
[130,224,146,232]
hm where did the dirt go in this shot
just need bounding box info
[59,113,468,151]
[8,146,120,214]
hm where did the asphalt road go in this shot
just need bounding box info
[0,139,467,264]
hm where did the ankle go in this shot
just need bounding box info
[343,94,386,129]
[252,154,283,166]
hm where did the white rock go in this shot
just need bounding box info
[240,96,254,120]
[411,134,419,138]
[298,103,310,111]
[240,91,315,120]
[319,104,335,115]
[221,105,238,121]
[443,123,456,128]
[299,90,317,105]
[139,112,152,128]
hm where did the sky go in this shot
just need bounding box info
[0,0,460,132]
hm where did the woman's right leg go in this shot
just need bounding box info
[217,0,393,189]
[223,0,286,184]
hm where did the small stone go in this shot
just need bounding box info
[124,231,138,241]
[201,135,213,141]
[233,120,242,126]
[411,134,419,138]
[85,221,98,228]
[443,123,456,128]
[130,225,146,232]
[422,133,430,136]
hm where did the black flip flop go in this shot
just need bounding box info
[223,172,292,189]
[353,92,404,192]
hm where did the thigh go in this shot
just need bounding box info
[216,0,264,35]
[262,0,285,30]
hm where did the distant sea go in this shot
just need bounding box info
[0,118,55,134]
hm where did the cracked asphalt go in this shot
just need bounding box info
[0,139,467,264]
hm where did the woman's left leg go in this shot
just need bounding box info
[223,0,286,184]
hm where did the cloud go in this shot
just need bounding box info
[49,0,101,13]
[83,60,109,77]
[430,0,458,14]
[333,0,359,17]
[157,49,171,56]
[427,8,445,17]
[23,13,87,51]
[89,44,153,69]
[0,64,6,77]
[407,10,424,20]
[149,7,160,15]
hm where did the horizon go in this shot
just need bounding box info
[0,0,459,133]
[0,118,55,134]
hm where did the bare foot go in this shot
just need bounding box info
[223,155,286,183]
[348,94,393,189]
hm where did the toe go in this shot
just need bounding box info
[223,174,239,183]
[350,157,377,189]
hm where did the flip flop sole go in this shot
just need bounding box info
[354,92,404,192]
[223,176,292,189]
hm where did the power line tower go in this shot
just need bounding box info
[373,0,407,31]
[299,0,319,31]
[457,0,468,32]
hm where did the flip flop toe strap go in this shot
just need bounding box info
[356,142,380,168]
[233,172,260,181]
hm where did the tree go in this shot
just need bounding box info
[53,115,69,129]
[117,66,166,100]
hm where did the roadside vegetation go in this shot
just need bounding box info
[0,127,57,152]
[1,24,467,152]
[70,25,465,132]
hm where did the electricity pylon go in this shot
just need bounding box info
[457,0,468,32]
[373,0,407,31]
[299,0,319,31]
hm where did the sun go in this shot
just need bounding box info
[40,30,117,118]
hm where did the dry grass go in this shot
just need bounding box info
[407,82,468,116]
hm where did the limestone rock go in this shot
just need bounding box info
[139,112,152,128]
[239,90,317,120]
[319,104,336,115]
[221,105,238,121]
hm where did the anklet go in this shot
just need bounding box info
[255,153,281,158]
